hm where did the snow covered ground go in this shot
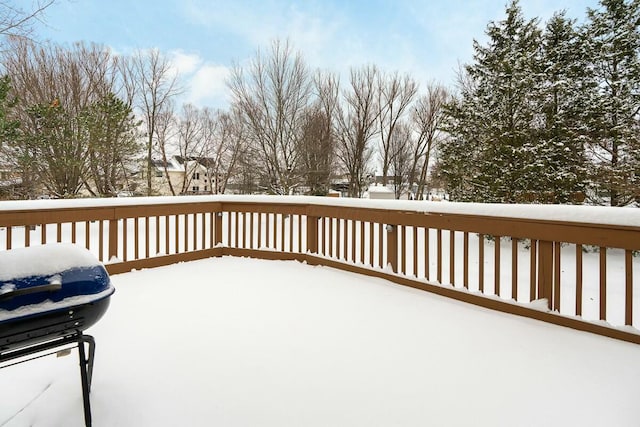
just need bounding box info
[1,256,639,426]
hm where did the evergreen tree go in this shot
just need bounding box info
[439,71,483,201]
[583,0,640,206]
[0,76,19,143]
[441,0,544,202]
[0,76,21,198]
[536,11,590,203]
[83,92,141,197]
[25,100,86,198]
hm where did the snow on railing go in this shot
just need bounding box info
[0,195,638,344]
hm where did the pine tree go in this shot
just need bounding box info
[83,92,141,197]
[441,0,544,202]
[535,11,590,203]
[439,72,483,201]
[583,0,640,206]
[0,76,19,142]
[25,100,86,198]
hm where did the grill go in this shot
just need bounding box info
[0,244,115,427]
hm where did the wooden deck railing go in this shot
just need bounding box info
[0,196,638,344]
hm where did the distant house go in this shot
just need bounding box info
[366,184,396,200]
[150,156,222,196]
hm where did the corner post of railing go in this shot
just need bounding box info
[306,215,319,254]
[386,224,398,273]
[108,216,118,262]
[537,240,554,310]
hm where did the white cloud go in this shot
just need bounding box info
[187,63,231,107]
[166,50,232,109]
[169,50,203,76]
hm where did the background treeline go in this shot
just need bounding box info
[0,0,638,206]
[0,34,449,199]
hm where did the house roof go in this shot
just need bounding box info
[174,156,216,168]
[151,157,183,172]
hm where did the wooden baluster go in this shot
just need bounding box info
[175,215,180,254]
[425,228,430,281]
[512,238,518,301]
[479,234,485,293]
[413,226,418,277]
[85,221,90,251]
[386,224,398,273]
[575,244,583,316]
[463,232,469,288]
[529,240,537,301]
[625,249,633,326]
[369,222,374,267]
[554,242,561,311]
[450,230,455,285]
[599,247,607,321]
[108,219,118,262]
[437,229,442,284]
[123,218,128,262]
[537,241,554,310]
[378,223,383,268]
[134,218,139,259]
[495,236,501,296]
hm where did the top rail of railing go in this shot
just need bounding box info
[1,194,639,226]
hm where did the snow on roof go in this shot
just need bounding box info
[0,195,638,227]
[151,157,182,172]
[368,184,395,193]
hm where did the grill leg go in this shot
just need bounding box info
[78,333,95,427]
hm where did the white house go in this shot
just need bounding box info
[150,156,222,196]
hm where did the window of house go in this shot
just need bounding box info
[192,186,199,192]
[193,172,200,180]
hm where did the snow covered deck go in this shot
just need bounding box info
[1,256,639,426]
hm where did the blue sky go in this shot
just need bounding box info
[34,0,600,108]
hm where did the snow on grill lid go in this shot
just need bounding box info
[0,243,102,282]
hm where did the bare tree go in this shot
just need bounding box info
[388,122,413,199]
[202,108,246,194]
[228,39,312,194]
[176,103,208,194]
[408,84,449,200]
[131,48,180,195]
[377,72,417,185]
[115,54,138,109]
[154,100,177,195]
[0,0,55,44]
[335,65,380,197]
[299,105,334,194]
[297,71,339,195]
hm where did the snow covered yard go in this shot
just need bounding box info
[1,256,640,426]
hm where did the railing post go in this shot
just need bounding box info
[386,224,398,273]
[215,211,223,247]
[306,216,319,254]
[108,219,118,262]
[537,240,554,309]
